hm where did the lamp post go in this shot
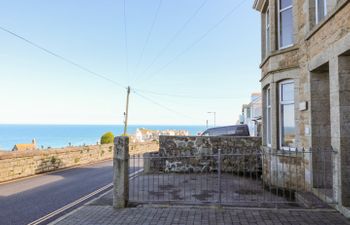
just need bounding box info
[207,112,216,127]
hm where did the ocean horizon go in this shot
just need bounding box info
[0,124,207,151]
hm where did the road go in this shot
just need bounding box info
[0,160,125,225]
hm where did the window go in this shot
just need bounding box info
[266,8,271,54]
[279,80,295,149]
[266,87,272,146]
[278,0,293,49]
[315,0,327,24]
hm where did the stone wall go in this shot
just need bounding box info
[261,148,312,191]
[145,136,262,174]
[0,141,159,183]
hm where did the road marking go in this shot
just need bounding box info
[28,169,143,225]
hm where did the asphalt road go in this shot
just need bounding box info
[0,160,123,225]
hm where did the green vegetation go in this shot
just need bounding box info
[100,132,115,144]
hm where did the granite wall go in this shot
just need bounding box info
[0,141,158,183]
[145,136,262,174]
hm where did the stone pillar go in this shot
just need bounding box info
[113,136,129,208]
[338,55,350,207]
[330,55,350,208]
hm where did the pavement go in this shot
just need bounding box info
[0,160,114,225]
[52,189,350,225]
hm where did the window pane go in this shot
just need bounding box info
[281,82,294,101]
[281,104,295,147]
[266,10,270,53]
[280,8,293,48]
[317,0,326,22]
[280,0,292,9]
[267,108,271,145]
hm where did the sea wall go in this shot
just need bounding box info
[0,141,158,183]
[145,136,262,173]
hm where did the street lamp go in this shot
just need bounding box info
[207,112,216,127]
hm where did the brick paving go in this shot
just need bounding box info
[53,204,350,225]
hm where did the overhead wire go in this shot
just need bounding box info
[133,88,248,100]
[133,0,209,84]
[0,25,197,123]
[136,0,248,85]
[133,90,201,121]
[0,25,127,89]
[131,0,163,83]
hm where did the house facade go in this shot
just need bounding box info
[240,93,262,136]
[253,0,350,216]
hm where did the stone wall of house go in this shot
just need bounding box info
[145,136,262,174]
[261,148,312,191]
[0,141,158,183]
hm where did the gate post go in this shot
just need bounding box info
[113,136,129,208]
[218,148,222,205]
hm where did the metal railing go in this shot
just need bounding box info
[128,147,335,208]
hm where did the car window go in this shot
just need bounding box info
[211,127,227,136]
[235,126,247,135]
[226,126,237,135]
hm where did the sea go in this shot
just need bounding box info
[0,124,206,151]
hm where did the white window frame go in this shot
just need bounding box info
[266,87,272,147]
[278,80,295,150]
[315,0,328,24]
[278,0,293,49]
[265,8,271,54]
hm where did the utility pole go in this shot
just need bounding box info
[123,86,131,136]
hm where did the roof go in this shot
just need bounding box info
[13,143,36,151]
[253,0,266,12]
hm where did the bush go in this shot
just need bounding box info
[100,132,114,144]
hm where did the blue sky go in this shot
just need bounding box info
[0,0,261,126]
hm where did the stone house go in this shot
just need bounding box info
[12,139,37,151]
[253,0,350,216]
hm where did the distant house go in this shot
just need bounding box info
[135,128,189,142]
[12,139,37,151]
[239,93,262,136]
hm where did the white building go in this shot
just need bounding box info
[239,93,262,136]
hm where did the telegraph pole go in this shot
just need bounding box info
[123,86,131,136]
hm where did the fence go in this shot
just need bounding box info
[128,148,335,208]
[113,137,336,208]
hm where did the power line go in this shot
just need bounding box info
[137,0,248,85]
[0,26,127,89]
[133,0,209,84]
[131,0,163,83]
[133,88,247,100]
[133,90,200,121]
[123,0,130,84]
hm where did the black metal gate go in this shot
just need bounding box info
[128,148,335,208]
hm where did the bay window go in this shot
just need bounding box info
[278,0,293,49]
[279,80,295,149]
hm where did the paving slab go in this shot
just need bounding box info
[52,204,350,225]
[51,189,350,225]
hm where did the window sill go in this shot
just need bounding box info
[260,45,299,68]
[262,146,308,157]
[306,0,349,41]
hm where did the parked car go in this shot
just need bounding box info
[200,125,250,136]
